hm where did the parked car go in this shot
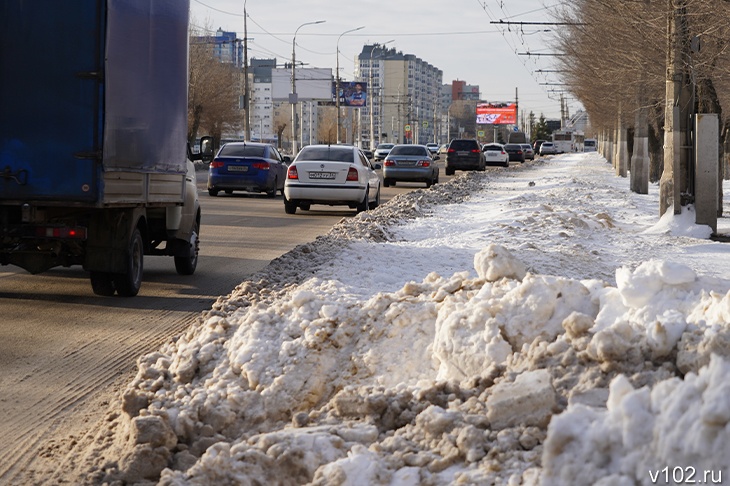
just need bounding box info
[207,142,290,197]
[584,138,597,152]
[539,142,558,155]
[383,144,440,188]
[503,143,526,163]
[425,143,439,155]
[283,145,382,214]
[445,139,485,175]
[520,144,535,160]
[481,143,510,167]
[533,139,547,153]
[374,143,395,161]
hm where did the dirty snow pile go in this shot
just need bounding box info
[82,153,730,485]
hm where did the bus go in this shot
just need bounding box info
[552,129,584,153]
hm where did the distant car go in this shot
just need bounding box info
[383,144,440,188]
[481,143,510,167]
[374,143,395,161]
[207,142,290,197]
[438,143,449,155]
[583,138,597,152]
[425,143,439,155]
[445,139,485,175]
[503,144,526,163]
[533,139,547,153]
[283,144,382,214]
[520,144,535,160]
[539,142,558,155]
[362,149,374,159]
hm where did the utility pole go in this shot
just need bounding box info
[243,0,250,140]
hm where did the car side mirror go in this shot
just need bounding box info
[373,163,382,170]
[283,155,291,164]
[199,136,214,162]
[433,155,440,161]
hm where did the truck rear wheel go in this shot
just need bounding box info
[174,218,199,275]
[90,272,115,296]
[113,228,144,297]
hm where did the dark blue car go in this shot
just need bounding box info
[207,142,290,197]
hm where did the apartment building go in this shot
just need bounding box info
[356,45,443,149]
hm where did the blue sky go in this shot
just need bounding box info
[190,0,577,120]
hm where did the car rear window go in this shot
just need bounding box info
[449,140,479,150]
[504,144,521,150]
[483,145,502,151]
[219,145,267,158]
[296,147,354,163]
[389,146,429,156]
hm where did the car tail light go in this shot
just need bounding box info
[471,149,480,153]
[384,159,395,166]
[252,161,270,170]
[210,159,224,169]
[287,165,299,179]
[448,148,456,153]
[517,150,523,154]
[417,160,431,167]
[346,167,359,181]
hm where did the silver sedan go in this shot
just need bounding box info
[382,144,440,188]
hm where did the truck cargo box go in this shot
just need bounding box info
[0,0,190,206]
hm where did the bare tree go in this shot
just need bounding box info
[188,25,241,148]
[318,106,338,145]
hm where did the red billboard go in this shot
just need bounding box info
[476,102,517,125]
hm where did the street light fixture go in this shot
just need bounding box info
[335,26,365,144]
[368,40,394,151]
[291,20,325,154]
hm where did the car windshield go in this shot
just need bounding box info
[389,146,428,156]
[296,147,354,163]
[376,144,394,150]
[219,144,267,158]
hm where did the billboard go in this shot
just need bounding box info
[271,68,333,101]
[333,81,367,107]
[476,102,517,125]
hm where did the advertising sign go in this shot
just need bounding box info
[272,68,333,101]
[333,81,368,107]
[476,102,517,125]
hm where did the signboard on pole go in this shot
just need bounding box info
[332,81,368,107]
[476,102,517,125]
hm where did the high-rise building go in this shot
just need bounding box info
[356,45,443,148]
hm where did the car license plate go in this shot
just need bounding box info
[457,151,468,156]
[309,171,337,179]
[228,165,248,172]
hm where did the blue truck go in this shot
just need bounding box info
[0,0,212,296]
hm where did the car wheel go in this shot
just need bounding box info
[434,170,439,184]
[284,196,297,214]
[225,189,233,195]
[266,179,277,198]
[445,167,454,176]
[356,187,369,213]
[383,178,391,187]
[90,271,115,297]
[300,203,311,211]
[369,185,381,210]
[208,188,219,197]
[113,227,144,297]
[425,178,432,188]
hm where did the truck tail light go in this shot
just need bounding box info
[35,226,87,239]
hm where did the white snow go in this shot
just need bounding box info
[91,153,730,485]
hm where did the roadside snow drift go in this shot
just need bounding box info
[81,154,730,485]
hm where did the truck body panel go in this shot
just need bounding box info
[0,0,189,205]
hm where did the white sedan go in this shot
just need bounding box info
[284,145,382,214]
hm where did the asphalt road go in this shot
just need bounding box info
[0,167,451,483]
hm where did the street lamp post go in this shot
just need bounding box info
[368,40,394,151]
[336,26,365,144]
[292,20,325,154]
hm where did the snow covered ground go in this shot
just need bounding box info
[82,153,730,485]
